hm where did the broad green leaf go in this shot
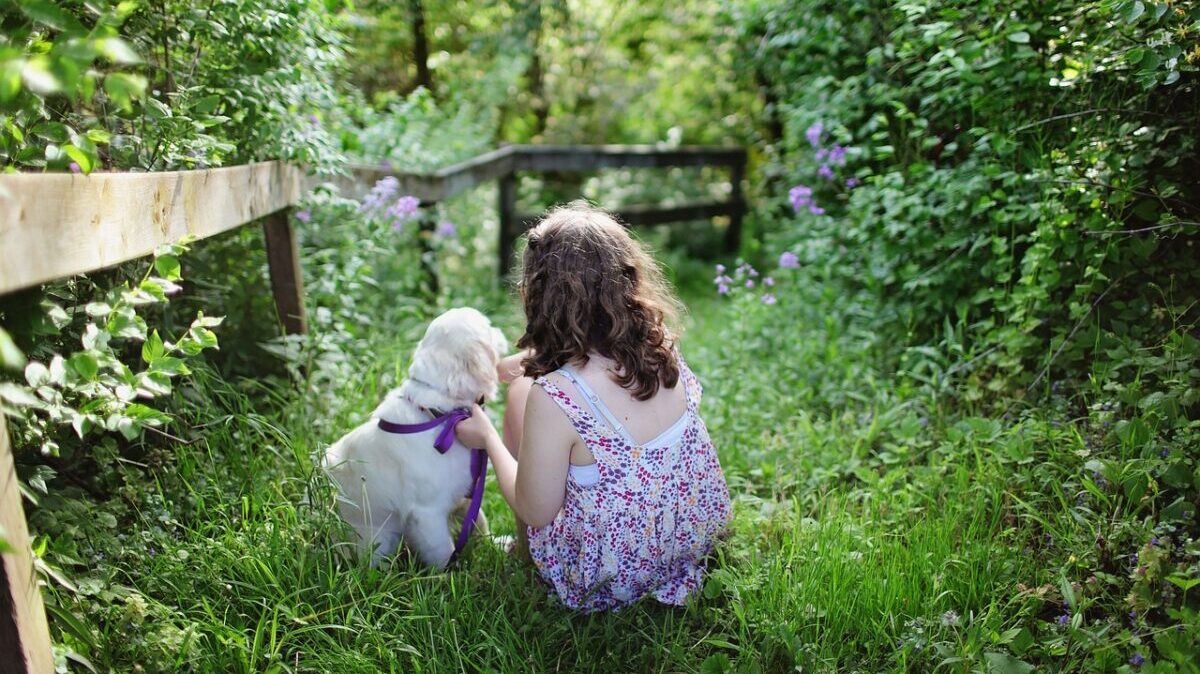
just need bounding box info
[1126,1,1145,22]
[153,255,182,280]
[67,352,99,381]
[0,327,24,369]
[63,144,94,173]
[984,652,1035,674]
[103,72,147,110]
[20,56,60,94]
[1007,31,1030,44]
[142,330,165,363]
[97,37,141,65]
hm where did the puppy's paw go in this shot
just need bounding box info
[489,534,516,554]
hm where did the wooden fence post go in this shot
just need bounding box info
[1,417,54,674]
[262,209,308,335]
[725,154,746,253]
[498,173,518,281]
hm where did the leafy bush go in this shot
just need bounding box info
[1,0,346,173]
[728,0,1200,668]
[733,0,1200,390]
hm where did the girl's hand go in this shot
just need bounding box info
[496,350,529,384]
[455,404,500,449]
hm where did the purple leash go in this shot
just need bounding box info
[377,408,487,562]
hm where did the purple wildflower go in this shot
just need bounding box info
[717,283,730,295]
[435,220,457,238]
[745,279,755,289]
[69,162,81,174]
[308,114,319,126]
[386,196,421,230]
[816,148,829,161]
[1160,448,1169,458]
[809,204,826,215]
[1056,613,1070,626]
[805,121,823,148]
[715,264,726,274]
[379,159,393,169]
[1150,537,1160,547]
[360,176,400,213]
[818,164,835,180]
[827,145,847,166]
[295,210,311,223]
[779,251,800,269]
[1130,653,1144,667]
[761,293,777,305]
[787,183,816,212]
[845,177,860,188]
[764,276,775,287]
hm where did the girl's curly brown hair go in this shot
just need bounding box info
[516,202,684,400]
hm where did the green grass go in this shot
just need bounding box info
[35,254,1194,673]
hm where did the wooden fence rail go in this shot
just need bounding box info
[0,143,745,672]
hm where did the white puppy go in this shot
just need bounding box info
[324,307,507,568]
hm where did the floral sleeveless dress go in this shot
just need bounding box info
[527,354,732,612]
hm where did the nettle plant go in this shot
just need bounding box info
[0,241,221,459]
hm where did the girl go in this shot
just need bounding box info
[454,203,732,612]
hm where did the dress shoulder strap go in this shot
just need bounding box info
[676,351,702,411]
[532,372,598,439]
[557,365,636,445]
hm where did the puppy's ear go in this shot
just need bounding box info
[443,337,500,403]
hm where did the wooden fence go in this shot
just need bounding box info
[0,144,745,672]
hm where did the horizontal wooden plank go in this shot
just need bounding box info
[342,146,518,203]
[514,145,746,172]
[516,199,744,229]
[341,145,743,202]
[0,161,302,295]
[0,145,746,295]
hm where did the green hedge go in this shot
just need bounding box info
[734,0,1199,397]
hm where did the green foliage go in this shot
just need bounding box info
[0,241,220,457]
[1,0,346,172]
[734,0,1200,393]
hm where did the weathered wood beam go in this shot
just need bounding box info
[0,161,303,295]
[726,158,746,252]
[498,173,519,281]
[514,145,747,172]
[0,417,54,674]
[261,209,308,334]
[343,146,518,203]
[515,200,744,229]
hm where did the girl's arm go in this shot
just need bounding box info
[496,349,531,384]
[454,388,573,527]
